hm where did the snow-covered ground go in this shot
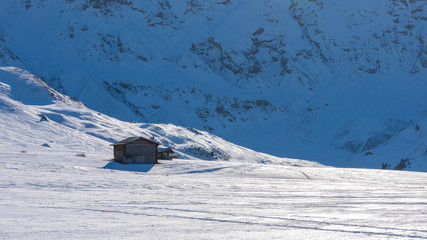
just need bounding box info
[1,153,427,239]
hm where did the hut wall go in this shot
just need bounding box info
[124,142,157,164]
[113,145,125,163]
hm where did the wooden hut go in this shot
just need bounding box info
[157,147,178,160]
[111,136,161,164]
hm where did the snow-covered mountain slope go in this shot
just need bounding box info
[0,66,320,167]
[0,0,426,169]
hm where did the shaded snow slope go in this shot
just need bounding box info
[0,66,319,167]
[0,0,426,169]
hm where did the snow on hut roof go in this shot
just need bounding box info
[111,136,161,146]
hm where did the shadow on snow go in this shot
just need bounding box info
[103,161,155,173]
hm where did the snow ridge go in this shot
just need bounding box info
[0,66,319,167]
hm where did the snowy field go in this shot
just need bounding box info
[1,152,426,239]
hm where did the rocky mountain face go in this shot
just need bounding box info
[0,0,426,169]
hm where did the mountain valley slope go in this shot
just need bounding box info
[0,0,426,169]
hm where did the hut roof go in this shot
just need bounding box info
[111,136,161,146]
[158,147,175,153]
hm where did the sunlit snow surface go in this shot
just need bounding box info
[1,67,426,239]
[1,155,427,239]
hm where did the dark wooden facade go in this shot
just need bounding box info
[112,137,160,164]
[157,147,177,160]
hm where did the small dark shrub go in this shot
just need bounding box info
[393,158,411,170]
[381,162,391,169]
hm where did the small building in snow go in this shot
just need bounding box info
[111,136,161,164]
[157,147,178,160]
